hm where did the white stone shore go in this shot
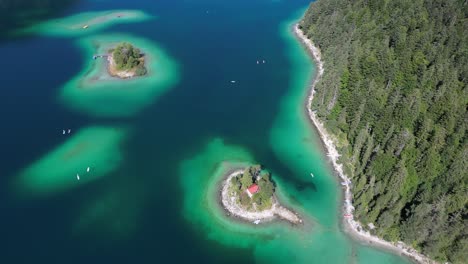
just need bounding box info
[220,170,302,225]
[294,24,437,264]
[107,55,138,79]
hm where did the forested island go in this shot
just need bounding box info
[108,42,147,78]
[221,165,301,224]
[228,165,275,211]
[300,0,467,263]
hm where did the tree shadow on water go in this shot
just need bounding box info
[0,0,79,40]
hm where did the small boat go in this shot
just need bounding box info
[76,174,80,180]
[67,129,71,134]
[262,60,266,63]
[62,130,65,135]
[230,80,236,83]
[343,214,352,218]
[310,173,314,178]
[83,25,89,29]
[86,167,90,172]
[253,219,260,225]
[256,60,259,64]
[340,181,347,186]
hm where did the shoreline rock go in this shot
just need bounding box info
[293,23,437,264]
[220,169,302,225]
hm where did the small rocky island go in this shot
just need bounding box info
[108,42,147,78]
[221,165,302,225]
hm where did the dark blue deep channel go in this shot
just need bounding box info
[0,1,412,263]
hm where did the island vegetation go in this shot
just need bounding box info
[109,42,147,78]
[300,0,467,263]
[228,165,275,211]
[221,164,301,224]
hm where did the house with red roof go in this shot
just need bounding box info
[246,183,259,197]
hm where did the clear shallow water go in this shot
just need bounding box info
[1,1,411,263]
[59,33,179,117]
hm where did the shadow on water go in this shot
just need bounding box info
[0,0,79,40]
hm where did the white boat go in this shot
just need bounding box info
[262,60,265,63]
[67,129,71,134]
[230,80,236,83]
[310,173,314,178]
[253,219,260,225]
[76,174,80,180]
[340,182,347,186]
[86,167,90,172]
[256,60,259,64]
[62,130,65,135]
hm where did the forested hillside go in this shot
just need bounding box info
[299,0,467,262]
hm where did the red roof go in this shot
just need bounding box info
[247,184,259,194]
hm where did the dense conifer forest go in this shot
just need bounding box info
[300,0,467,262]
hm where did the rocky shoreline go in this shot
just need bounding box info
[294,23,437,264]
[220,169,302,225]
[107,54,140,79]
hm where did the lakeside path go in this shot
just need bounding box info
[293,24,437,264]
[220,170,302,225]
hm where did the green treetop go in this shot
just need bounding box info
[300,0,467,262]
[230,165,276,211]
[111,42,147,75]
[252,172,275,210]
[240,169,253,190]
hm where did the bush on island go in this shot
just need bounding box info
[112,42,147,76]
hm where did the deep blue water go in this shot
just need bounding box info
[0,1,411,263]
[0,1,312,263]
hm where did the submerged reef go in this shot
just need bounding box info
[18,10,152,37]
[14,126,127,196]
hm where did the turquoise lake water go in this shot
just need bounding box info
[0,1,412,263]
